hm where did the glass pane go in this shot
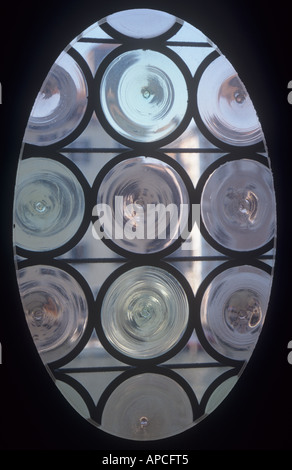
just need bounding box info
[107,9,176,39]
[197,55,264,146]
[24,52,88,146]
[100,265,189,360]
[100,49,188,143]
[14,157,85,252]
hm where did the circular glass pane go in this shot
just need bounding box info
[100,49,188,143]
[100,265,189,360]
[17,265,88,363]
[13,157,85,252]
[197,56,263,146]
[107,9,176,38]
[200,265,272,360]
[95,155,190,254]
[101,373,193,440]
[201,159,276,251]
[24,53,88,146]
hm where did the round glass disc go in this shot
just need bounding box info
[14,157,85,252]
[100,49,188,143]
[197,56,263,147]
[17,264,88,363]
[24,52,88,146]
[101,372,193,440]
[201,159,276,251]
[100,265,189,360]
[200,265,272,360]
[95,155,190,254]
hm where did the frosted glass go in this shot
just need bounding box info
[100,49,188,143]
[100,266,189,360]
[197,56,263,146]
[17,265,88,363]
[24,53,88,146]
[14,158,85,252]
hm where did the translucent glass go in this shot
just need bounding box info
[13,158,85,252]
[100,266,189,360]
[101,373,193,440]
[24,52,88,146]
[197,56,263,146]
[17,265,88,363]
[205,375,238,414]
[200,265,272,360]
[107,9,177,38]
[100,49,188,143]
[96,156,190,254]
[201,159,276,251]
[169,17,209,43]
[12,6,277,442]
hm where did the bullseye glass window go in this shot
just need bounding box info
[13,8,276,441]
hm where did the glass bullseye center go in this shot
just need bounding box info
[34,200,49,214]
[128,292,165,331]
[234,89,246,104]
[100,49,188,143]
[142,87,151,100]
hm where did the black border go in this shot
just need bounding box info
[1,0,291,451]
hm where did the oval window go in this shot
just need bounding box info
[13,8,276,441]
